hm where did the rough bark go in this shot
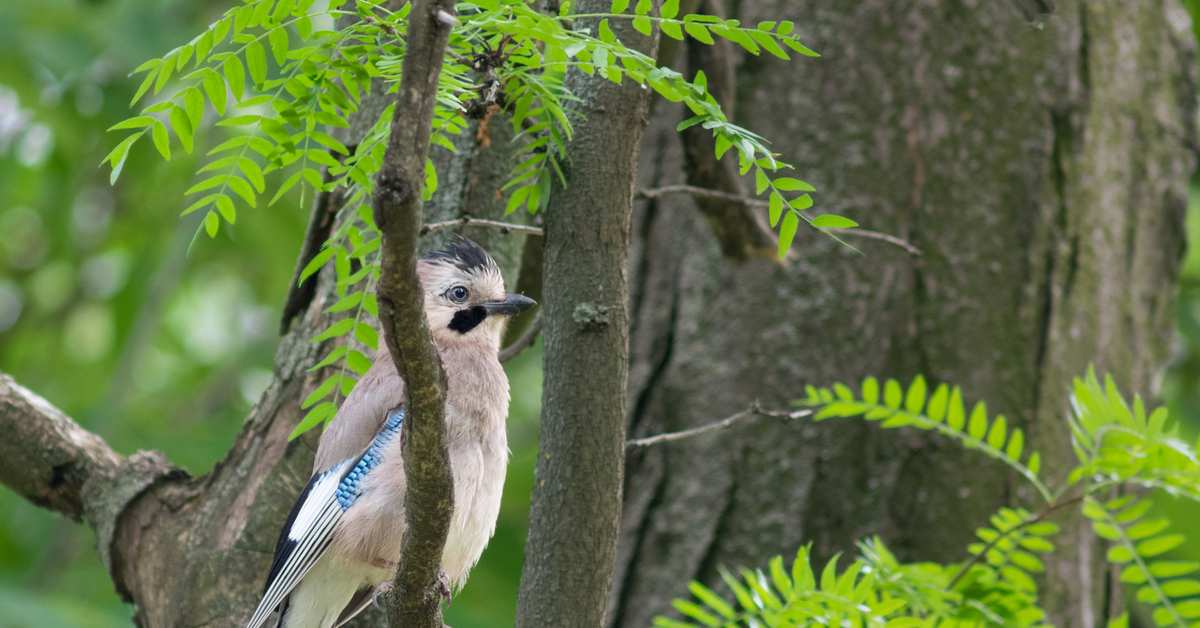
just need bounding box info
[513,3,658,626]
[613,2,1196,628]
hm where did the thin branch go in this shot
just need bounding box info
[499,311,542,364]
[373,1,459,627]
[635,184,923,256]
[421,215,544,236]
[625,403,812,449]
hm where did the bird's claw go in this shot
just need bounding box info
[368,574,449,610]
[371,581,394,610]
[439,571,452,607]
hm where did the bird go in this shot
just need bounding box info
[246,237,536,628]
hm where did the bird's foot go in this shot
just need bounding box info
[371,581,394,610]
[439,571,452,607]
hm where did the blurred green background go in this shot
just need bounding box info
[0,1,541,626]
[3,1,1200,627]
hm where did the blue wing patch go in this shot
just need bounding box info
[246,409,405,628]
[335,410,404,510]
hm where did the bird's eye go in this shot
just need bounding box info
[448,286,469,302]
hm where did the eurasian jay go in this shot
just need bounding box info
[246,238,536,628]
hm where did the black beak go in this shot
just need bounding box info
[482,293,537,317]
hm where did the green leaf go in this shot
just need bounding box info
[1161,579,1200,597]
[789,194,813,211]
[611,0,629,13]
[661,20,683,40]
[768,192,783,227]
[215,194,236,224]
[967,402,987,440]
[861,377,879,405]
[309,346,347,371]
[687,581,735,619]
[289,402,335,440]
[927,383,948,422]
[987,414,1007,450]
[1027,451,1041,476]
[153,54,176,95]
[749,30,789,59]
[227,177,256,208]
[270,171,303,206]
[300,246,336,282]
[507,186,531,214]
[1018,536,1054,552]
[1107,545,1134,563]
[1092,522,1121,541]
[768,177,816,193]
[152,120,171,160]
[246,41,267,86]
[108,116,155,131]
[170,106,193,153]
[1149,562,1200,578]
[183,87,205,127]
[778,211,798,259]
[783,38,820,57]
[662,0,679,19]
[311,318,354,342]
[355,323,379,351]
[632,15,651,36]
[347,349,372,376]
[270,27,291,67]
[599,19,616,43]
[204,211,219,237]
[883,379,902,409]
[812,215,859,229]
[204,71,228,115]
[685,22,714,44]
[1136,535,1185,557]
[904,375,926,414]
[755,168,769,195]
[1127,519,1170,540]
[224,56,246,101]
[947,387,965,430]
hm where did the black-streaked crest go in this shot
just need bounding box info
[423,236,498,275]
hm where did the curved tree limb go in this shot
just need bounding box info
[372,1,459,627]
[0,372,124,520]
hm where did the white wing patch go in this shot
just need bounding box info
[246,460,350,628]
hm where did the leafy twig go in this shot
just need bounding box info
[625,403,812,448]
[945,495,1082,589]
[636,184,923,256]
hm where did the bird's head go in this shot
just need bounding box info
[417,237,536,352]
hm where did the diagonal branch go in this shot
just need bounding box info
[372,1,460,627]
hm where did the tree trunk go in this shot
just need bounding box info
[613,2,1196,628]
[514,3,657,625]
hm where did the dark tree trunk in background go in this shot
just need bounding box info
[613,2,1196,628]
